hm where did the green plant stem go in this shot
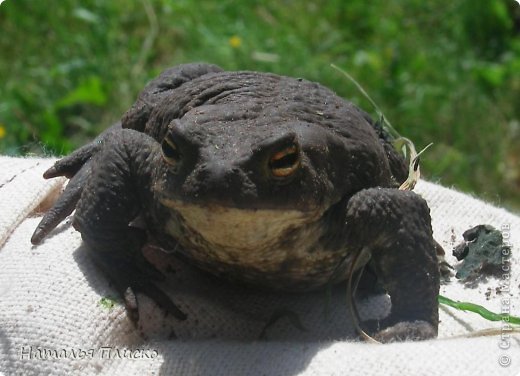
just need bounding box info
[439,295,520,325]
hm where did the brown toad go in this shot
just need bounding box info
[31,63,439,342]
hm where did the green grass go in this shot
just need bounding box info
[439,295,520,325]
[0,0,519,210]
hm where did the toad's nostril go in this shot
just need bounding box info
[183,162,257,204]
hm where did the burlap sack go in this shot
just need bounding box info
[0,156,518,375]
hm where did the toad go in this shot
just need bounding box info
[31,63,439,342]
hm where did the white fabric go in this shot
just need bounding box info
[0,156,519,376]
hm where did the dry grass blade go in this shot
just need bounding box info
[346,247,381,344]
[330,63,433,191]
[398,141,433,191]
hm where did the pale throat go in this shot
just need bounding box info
[160,198,323,251]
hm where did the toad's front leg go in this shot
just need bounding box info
[344,188,439,342]
[70,129,186,324]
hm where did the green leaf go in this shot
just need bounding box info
[56,76,107,109]
[42,109,63,139]
[72,8,101,24]
[99,296,118,310]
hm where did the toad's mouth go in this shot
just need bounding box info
[159,198,324,251]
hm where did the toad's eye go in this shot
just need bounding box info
[161,133,181,166]
[269,143,301,178]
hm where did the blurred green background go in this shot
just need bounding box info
[0,0,519,211]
